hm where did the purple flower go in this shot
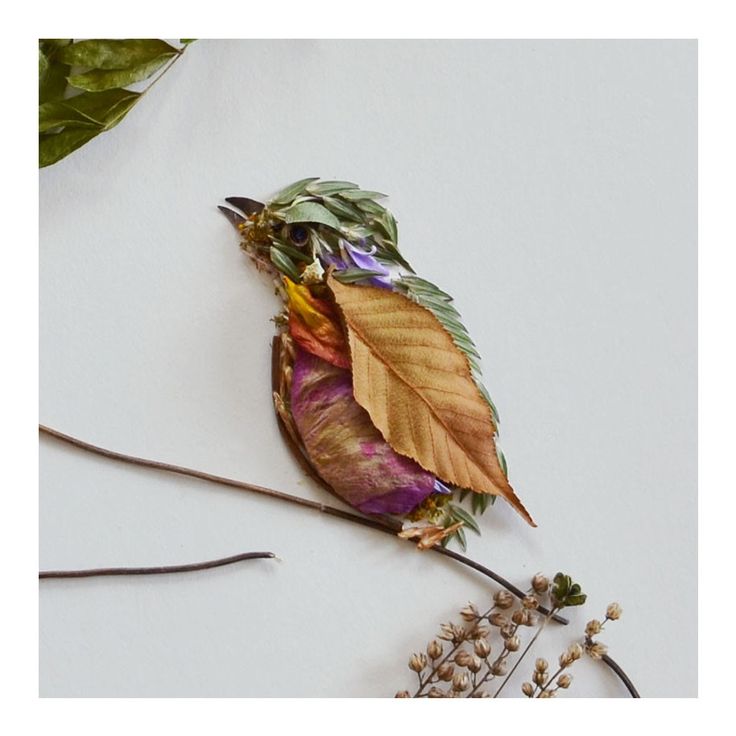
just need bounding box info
[321,240,393,288]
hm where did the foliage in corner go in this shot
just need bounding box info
[39,39,195,168]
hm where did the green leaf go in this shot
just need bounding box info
[59,39,178,70]
[379,211,398,243]
[180,39,197,45]
[449,504,481,535]
[39,47,49,78]
[271,240,313,264]
[497,447,508,477]
[269,246,301,282]
[284,202,341,230]
[67,53,176,92]
[39,89,141,133]
[340,189,387,200]
[39,102,102,132]
[322,196,364,223]
[270,177,319,205]
[306,180,359,196]
[39,40,72,104]
[40,127,101,167]
[331,268,385,284]
[455,527,467,551]
[356,197,388,217]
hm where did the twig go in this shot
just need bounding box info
[39,551,275,580]
[38,424,568,624]
[602,653,640,698]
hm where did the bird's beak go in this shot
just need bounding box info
[218,196,266,231]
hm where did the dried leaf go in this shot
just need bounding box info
[328,275,535,526]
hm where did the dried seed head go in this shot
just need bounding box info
[493,590,514,609]
[468,656,483,674]
[532,573,550,593]
[472,626,490,640]
[506,635,521,652]
[524,612,538,627]
[438,623,455,641]
[409,653,428,672]
[460,603,480,622]
[491,660,508,676]
[427,640,443,660]
[427,687,445,698]
[500,624,516,640]
[452,673,469,692]
[535,657,549,673]
[489,612,508,627]
[585,619,603,637]
[586,641,609,660]
[474,638,491,658]
[538,690,554,698]
[557,673,573,689]
[395,690,411,698]
[521,682,535,697]
[606,602,623,621]
[533,670,548,687]
[522,595,539,610]
[511,609,525,625]
[454,650,473,668]
[437,663,454,681]
[569,642,583,661]
[471,689,489,698]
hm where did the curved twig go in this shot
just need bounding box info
[602,653,640,698]
[39,551,275,579]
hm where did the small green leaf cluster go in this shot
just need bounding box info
[39,39,193,168]
[551,573,587,608]
[262,178,411,282]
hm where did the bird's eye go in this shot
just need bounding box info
[288,225,309,247]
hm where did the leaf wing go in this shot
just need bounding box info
[329,275,535,526]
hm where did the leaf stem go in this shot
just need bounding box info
[38,424,568,624]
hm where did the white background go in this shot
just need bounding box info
[39,40,696,697]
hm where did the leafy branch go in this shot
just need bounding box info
[39,39,195,168]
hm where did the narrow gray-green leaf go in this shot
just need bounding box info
[68,53,175,92]
[39,127,101,168]
[331,268,384,284]
[59,39,178,70]
[322,196,364,223]
[270,177,319,205]
[306,180,359,196]
[284,201,341,230]
[269,246,301,282]
[271,240,313,264]
[340,189,387,200]
[450,504,481,535]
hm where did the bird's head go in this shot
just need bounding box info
[219,178,413,288]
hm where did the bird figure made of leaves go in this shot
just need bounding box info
[220,179,535,550]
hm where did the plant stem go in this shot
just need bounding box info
[601,653,640,698]
[39,551,275,579]
[492,609,556,697]
[38,424,567,624]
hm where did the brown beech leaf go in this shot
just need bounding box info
[328,274,536,526]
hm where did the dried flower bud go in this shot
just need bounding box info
[427,640,443,660]
[427,687,445,698]
[470,626,490,640]
[438,623,454,641]
[491,660,507,676]
[585,619,603,637]
[493,590,514,609]
[511,609,525,625]
[454,650,473,668]
[452,673,469,692]
[437,663,454,681]
[471,689,489,698]
[460,603,480,622]
[395,690,411,698]
[535,657,548,673]
[409,653,427,672]
[468,656,483,674]
[568,642,583,661]
[557,673,573,689]
[522,595,539,610]
[532,573,550,593]
[538,690,554,698]
[533,670,548,687]
[606,602,622,621]
[489,612,508,627]
[474,638,491,658]
[506,635,521,652]
[500,624,516,640]
[586,641,609,660]
[521,682,535,697]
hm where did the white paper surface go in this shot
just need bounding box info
[40,40,697,697]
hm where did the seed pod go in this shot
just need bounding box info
[452,673,469,692]
[557,673,573,689]
[606,602,622,621]
[468,656,482,674]
[491,660,508,676]
[395,690,411,698]
[493,591,514,609]
[585,619,603,637]
[522,595,539,610]
[521,682,535,697]
[460,603,479,622]
[428,687,445,698]
[427,640,443,660]
[437,663,454,681]
[474,638,491,658]
[455,650,473,668]
[532,573,550,593]
[535,657,549,673]
[490,612,508,627]
[505,635,521,652]
[409,653,427,672]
